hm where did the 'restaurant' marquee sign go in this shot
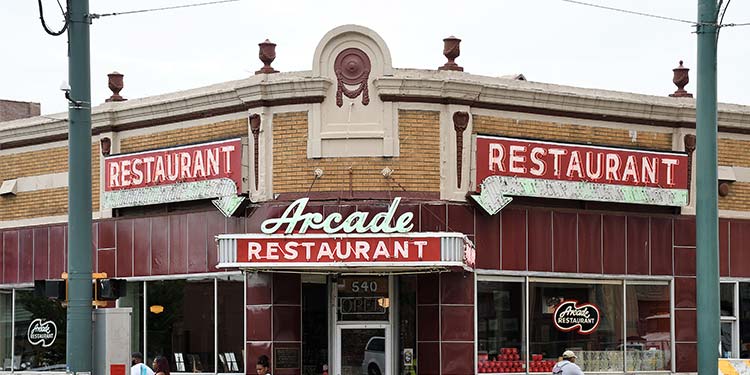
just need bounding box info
[102,139,243,210]
[472,135,689,214]
[216,197,475,270]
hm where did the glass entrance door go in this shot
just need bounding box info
[336,325,389,375]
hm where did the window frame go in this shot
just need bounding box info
[475,275,675,374]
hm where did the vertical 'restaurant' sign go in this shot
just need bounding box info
[472,135,689,214]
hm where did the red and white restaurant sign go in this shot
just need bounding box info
[472,135,689,214]
[216,197,474,269]
[102,138,243,209]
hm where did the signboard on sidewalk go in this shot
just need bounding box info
[472,135,689,214]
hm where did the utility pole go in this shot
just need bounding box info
[66,0,93,373]
[696,0,719,374]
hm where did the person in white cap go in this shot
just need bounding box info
[552,350,584,375]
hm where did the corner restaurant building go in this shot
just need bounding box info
[2,25,750,375]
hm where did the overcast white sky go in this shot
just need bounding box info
[2,0,749,115]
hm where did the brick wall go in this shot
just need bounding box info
[719,138,750,168]
[273,110,441,193]
[119,118,247,153]
[719,182,750,211]
[0,100,40,122]
[472,115,674,151]
[0,143,99,221]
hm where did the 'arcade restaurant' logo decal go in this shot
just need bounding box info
[553,300,600,335]
[27,318,57,347]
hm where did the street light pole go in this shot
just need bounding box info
[696,0,720,374]
[66,0,93,373]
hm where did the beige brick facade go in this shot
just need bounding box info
[719,138,750,168]
[719,182,750,212]
[0,188,69,221]
[0,146,69,180]
[119,119,247,153]
[273,110,441,193]
[472,115,674,151]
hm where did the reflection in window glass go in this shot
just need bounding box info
[337,276,389,322]
[147,279,214,373]
[739,283,750,358]
[397,275,417,375]
[120,282,144,355]
[721,283,735,317]
[1,291,11,371]
[529,282,623,372]
[13,290,66,371]
[625,284,671,371]
[218,276,244,373]
[477,282,526,371]
[302,275,328,375]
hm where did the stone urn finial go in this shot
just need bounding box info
[256,39,279,74]
[105,72,126,102]
[669,60,693,98]
[439,36,463,72]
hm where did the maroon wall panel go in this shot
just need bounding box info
[187,212,208,273]
[246,305,271,341]
[273,273,300,305]
[247,272,272,305]
[98,220,115,249]
[674,217,696,247]
[116,219,134,277]
[730,220,750,277]
[33,228,49,280]
[675,343,697,373]
[97,249,116,276]
[553,212,577,273]
[151,216,169,275]
[675,277,696,308]
[441,306,474,341]
[650,218,673,275]
[418,305,439,341]
[527,210,552,272]
[132,218,150,276]
[441,272,474,305]
[626,216,650,275]
[169,215,188,274]
[721,219,730,277]
[675,309,697,341]
[91,223,98,271]
[48,226,66,279]
[18,229,34,283]
[272,306,301,341]
[501,209,527,271]
[3,231,19,284]
[418,273,439,305]
[421,204,447,232]
[206,212,226,270]
[475,213,500,270]
[602,215,626,274]
[246,342,271,375]
[441,342,474,375]
[674,247,696,276]
[447,204,475,235]
[577,213,602,274]
[418,342,440,375]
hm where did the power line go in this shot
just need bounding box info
[90,0,240,19]
[559,0,698,25]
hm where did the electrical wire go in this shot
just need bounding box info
[37,0,68,36]
[90,0,240,19]
[559,0,698,25]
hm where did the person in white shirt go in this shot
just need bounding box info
[552,350,584,375]
[131,352,155,375]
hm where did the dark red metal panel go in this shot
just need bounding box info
[650,218,673,275]
[272,305,301,341]
[116,219,134,278]
[553,211,577,273]
[527,209,552,272]
[441,272,474,305]
[501,208,527,271]
[674,217,696,247]
[447,204,475,235]
[206,212,226,270]
[33,228,49,280]
[187,212,208,273]
[421,203,447,232]
[18,229,34,283]
[151,216,169,275]
[475,212,500,270]
[626,216,650,275]
[98,220,115,249]
[675,309,697,341]
[417,305,439,341]
[602,215,626,274]
[720,219,730,277]
[674,247,696,276]
[246,305,272,341]
[3,231,19,284]
[417,273,439,305]
[441,343,474,375]
[675,343,697,373]
[97,249,115,277]
[417,342,440,375]
[48,226,66,279]
[272,273,300,305]
[675,277,696,308]
[247,272,272,305]
[577,213,602,274]
[441,306,474,341]
[169,214,188,274]
[132,218,150,277]
[730,220,750,277]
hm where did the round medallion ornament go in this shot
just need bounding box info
[334,48,371,107]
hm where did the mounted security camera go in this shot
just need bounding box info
[59,80,71,93]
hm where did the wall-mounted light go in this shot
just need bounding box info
[377,297,390,309]
[149,305,164,314]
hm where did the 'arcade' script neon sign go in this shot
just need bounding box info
[261,197,414,234]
